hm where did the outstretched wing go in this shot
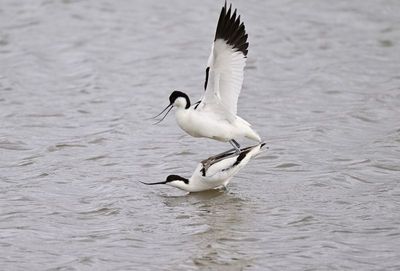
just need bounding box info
[198,2,249,120]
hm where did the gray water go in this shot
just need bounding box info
[1,0,400,270]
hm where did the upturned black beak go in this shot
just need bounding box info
[149,103,173,125]
[139,181,167,185]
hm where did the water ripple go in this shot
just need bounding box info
[0,0,399,270]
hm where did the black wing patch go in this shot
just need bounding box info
[204,66,210,90]
[214,2,249,56]
[194,100,201,110]
[221,147,252,172]
[201,145,255,175]
[232,148,251,167]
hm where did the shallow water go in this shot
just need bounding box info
[1,0,400,270]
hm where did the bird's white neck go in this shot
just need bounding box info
[168,178,193,192]
[173,97,190,109]
[175,106,190,122]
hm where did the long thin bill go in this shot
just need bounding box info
[139,181,167,185]
[152,105,173,125]
[147,103,172,120]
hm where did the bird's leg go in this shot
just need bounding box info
[232,139,241,149]
[229,139,241,154]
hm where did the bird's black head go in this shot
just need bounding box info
[139,174,189,186]
[150,91,191,124]
[166,174,189,184]
[169,91,191,109]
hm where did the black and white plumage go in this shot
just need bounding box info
[214,2,249,56]
[152,2,261,152]
[140,143,265,192]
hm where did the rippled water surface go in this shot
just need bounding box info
[1,0,400,270]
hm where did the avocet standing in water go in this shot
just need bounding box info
[152,2,261,152]
[140,143,265,192]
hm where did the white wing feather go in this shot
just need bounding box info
[197,3,249,122]
[203,40,246,118]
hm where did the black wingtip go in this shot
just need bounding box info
[214,2,249,56]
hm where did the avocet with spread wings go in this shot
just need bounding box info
[153,2,261,152]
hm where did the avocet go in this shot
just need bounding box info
[140,143,265,192]
[152,2,261,152]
